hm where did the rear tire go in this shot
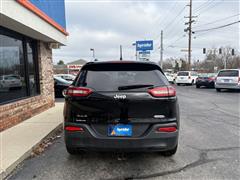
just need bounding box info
[196,85,200,88]
[177,83,180,86]
[216,88,221,92]
[161,145,178,156]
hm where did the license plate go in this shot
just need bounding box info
[224,79,230,82]
[108,124,132,137]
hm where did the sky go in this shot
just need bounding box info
[53,0,239,64]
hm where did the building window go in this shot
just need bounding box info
[0,27,40,104]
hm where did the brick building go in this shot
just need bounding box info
[0,0,67,131]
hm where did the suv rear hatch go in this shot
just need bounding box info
[65,62,177,137]
[216,70,239,85]
[177,71,190,81]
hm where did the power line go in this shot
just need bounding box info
[152,4,187,45]
[150,2,178,39]
[194,0,215,12]
[162,6,186,31]
[193,13,240,28]
[165,34,186,49]
[165,17,185,39]
[194,29,238,39]
[196,0,224,16]
[194,20,240,33]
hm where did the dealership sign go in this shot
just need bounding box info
[139,51,150,59]
[67,65,83,70]
[139,51,150,55]
[136,40,153,51]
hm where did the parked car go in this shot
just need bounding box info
[176,71,198,85]
[164,72,175,84]
[55,74,76,83]
[63,61,180,156]
[54,76,71,97]
[0,75,22,90]
[215,69,240,92]
[196,73,216,88]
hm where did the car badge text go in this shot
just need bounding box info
[114,94,126,99]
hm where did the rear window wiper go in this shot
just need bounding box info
[118,84,155,90]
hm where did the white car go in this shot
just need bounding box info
[0,75,22,90]
[215,69,240,92]
[176,71,198,86]
[54,74,76,82]
[164,72,175,84]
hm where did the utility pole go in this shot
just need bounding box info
[160,30,163,68]
[184,0,196,70]
[187,0,192,70]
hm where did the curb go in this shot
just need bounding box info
[1,123,63,180]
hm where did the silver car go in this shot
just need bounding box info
[215,69,240,92]
[54,74,76,83]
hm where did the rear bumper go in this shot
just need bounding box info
[176,79,192,84]
[215,83,240,89]
[64,122,178,152]
[196,81,214,87]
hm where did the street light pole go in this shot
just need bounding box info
[90,48,95,61]
[120,45,123,61]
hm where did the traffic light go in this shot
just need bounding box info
[231,49,234,56]
[219,48,222,54]
[203,48,206,54]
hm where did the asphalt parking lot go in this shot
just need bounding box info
[9,86,240,180]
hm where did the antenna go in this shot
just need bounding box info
[120,45,123,61]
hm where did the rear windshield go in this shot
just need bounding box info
[218,70,239,77]
[75,63,168,91]
[5,76,20,80]
[177,72,189,76]
[199,73,216,78]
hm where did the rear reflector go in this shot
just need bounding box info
[65,126,84,132]
[66,87,92,97]
[157,126,177,132]
[148,86,176,97]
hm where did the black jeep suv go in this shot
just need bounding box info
[63,61,180,156]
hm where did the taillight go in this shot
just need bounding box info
[65,126,84,132]
[156,126,177,132]
[208,77,214,81]
[148,86,176,97]
[238,77,240,83]
[66,87,92,97]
